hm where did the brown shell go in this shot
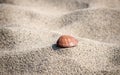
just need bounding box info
[57,35,78,48]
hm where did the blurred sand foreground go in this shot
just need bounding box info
[0,0,120,75]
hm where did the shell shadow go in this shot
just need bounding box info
[52,44,61,51]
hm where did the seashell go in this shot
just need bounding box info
[57,35,78,48]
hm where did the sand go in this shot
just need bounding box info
[0,0,120,75]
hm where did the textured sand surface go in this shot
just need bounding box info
[0,0,120,75]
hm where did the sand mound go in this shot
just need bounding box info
[0,27,60,51]
[0,0,120,75]
[0,4,58,29]
[57,8,120,44]
[0,0,89,11]
[0,36,119,75]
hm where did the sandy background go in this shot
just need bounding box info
[0,0,120,75]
